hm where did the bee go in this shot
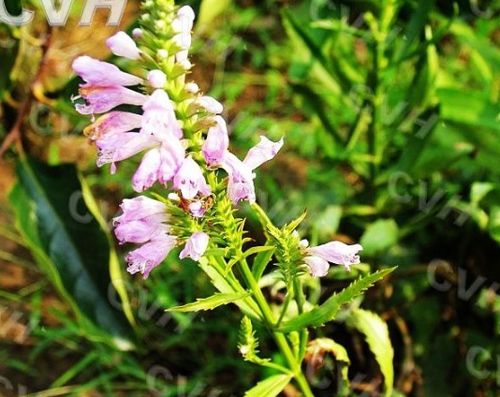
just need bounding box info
[178,194,216,215]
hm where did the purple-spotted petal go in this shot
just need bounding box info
[173,157,211,200]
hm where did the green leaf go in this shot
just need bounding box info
[277,268,396,333]
[437,88,500,132]
[244,374,292,397]
[199,257,261,320]
[10,158,132,348]
[360,220,399,256]
[347,309,394,395]
[167,292,251,312]
[252,247,276,280]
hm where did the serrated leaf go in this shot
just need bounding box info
[244,374,292,397]
[167,292,251,312]
[278,268,396,333]
[347,309,394,395]
[10,158,132,348]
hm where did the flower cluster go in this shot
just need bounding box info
[73,1,362,280]
[72,4,283,278]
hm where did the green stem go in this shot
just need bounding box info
[293,277,309,361]
[238,258,314,397]
[276,290,293,327]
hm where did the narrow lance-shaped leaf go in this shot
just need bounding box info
[277,268,396,333]
[252,246,276,280]
[167,292,251,312]
[244,374,293,397]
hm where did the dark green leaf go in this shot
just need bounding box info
[10,157,132,348]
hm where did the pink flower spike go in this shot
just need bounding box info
[180,232,209,261]
[147,70,167,89]
[76,86,147,115]
[84,111,142,140]
[72,56,142,87]
[307,242,363,272]
[126,234,177,279]
[106,31,142,60]
[174,157,211,200]
[197,96,223,114]
[141,89,183,140]
[203,116,229,167]
[244,136,284,170]
[304,256,330,277]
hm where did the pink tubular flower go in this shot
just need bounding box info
[141,89,183,140]
[126,234,177,279]
[72,56,142,87]
[173,157,211,199]
[180,232,209,261]
[115,196,167,223]
[106,31,142,60]
[223,152,256,204]
[202,116,229,167]
[114,197,175,279]
[75,86,147,115]
[221,136,284,204]
[243,136,284,170]
[305,241,363,275]
[96,131,159,173]
[132,139,185,192]
[84,111,142,140]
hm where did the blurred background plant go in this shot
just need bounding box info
[2,0,500,395]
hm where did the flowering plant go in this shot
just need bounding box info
[72,0,395,394]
